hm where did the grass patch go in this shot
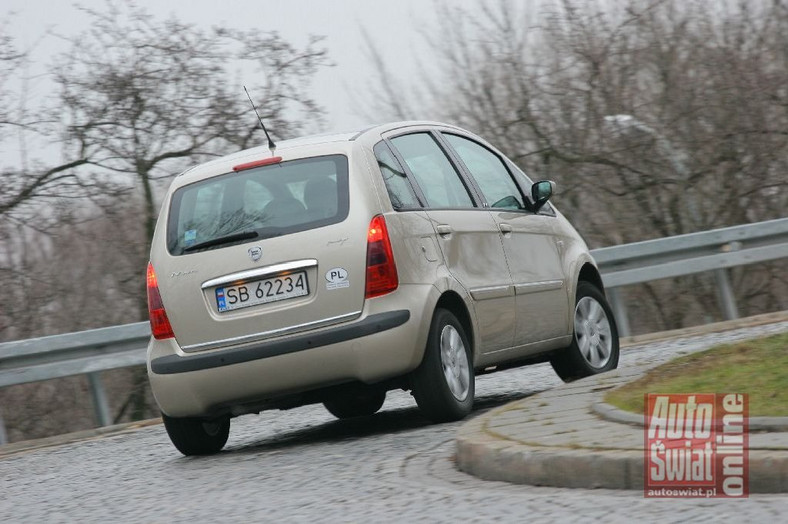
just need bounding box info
[605,332,788,417]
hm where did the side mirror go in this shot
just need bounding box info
[531,180,556,212]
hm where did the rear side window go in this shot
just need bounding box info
[390,133,475,209]
[373,141,420,209]
[167,155,349,255]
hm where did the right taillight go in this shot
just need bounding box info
[365,215,399,299]
[147,262,174,340]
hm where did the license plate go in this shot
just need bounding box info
[215,271,309,312]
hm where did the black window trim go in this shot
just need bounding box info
[372,140,425,210]
[438,131,556,217]
[431,131,495,208]
[382,130,487,211]
[437,131,530,214]
[378,126,557,217]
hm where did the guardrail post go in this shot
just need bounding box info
[88,372,112,427]
[0,414,7,445]
[714,268,739,320]
[606,287,631,337]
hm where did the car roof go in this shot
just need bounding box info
[173,120,467,186]
[233,120,463,152]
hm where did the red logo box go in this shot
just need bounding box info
[644,393,748,498]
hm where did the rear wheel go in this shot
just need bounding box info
[162,413,230,456]
[550,281,619,382]
[412,308,474,422]
[323,389,386,419]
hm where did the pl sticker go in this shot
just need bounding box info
[325,267,350,290]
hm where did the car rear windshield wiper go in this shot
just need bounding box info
[183,230,259,253]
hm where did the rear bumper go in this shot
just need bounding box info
[150,310,409,374]
[147,283,439,418]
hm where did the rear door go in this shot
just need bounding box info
[386,131,515,353]
[153,154,369,352]
[440,133,570,346]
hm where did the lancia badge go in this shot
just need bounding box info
[248,246,263,262]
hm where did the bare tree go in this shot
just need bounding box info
[49,2,330,421]
[0,2,332,439]
[365,0,788,331]
[0,18,96,223]
[0,20,24,139]
[55,3,330,262]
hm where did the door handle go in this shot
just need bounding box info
[436,224,452,236]
[499,223,513,234]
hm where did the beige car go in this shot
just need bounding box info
[146,121,619,455]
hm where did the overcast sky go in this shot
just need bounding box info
[4,0,481,137]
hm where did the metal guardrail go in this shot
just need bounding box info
[0,322,150,443]
[1,217,787,444]
[596,217,788,335]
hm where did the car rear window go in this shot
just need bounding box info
[167,155,349,255]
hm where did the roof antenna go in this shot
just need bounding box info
[244,85,276,155]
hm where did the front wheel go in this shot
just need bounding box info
[550,281,620,382]
[412,308,474,422]
[162,413,230,456]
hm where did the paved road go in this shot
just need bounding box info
[2,322,787,523]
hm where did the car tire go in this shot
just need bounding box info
[550,281,620,382]
[323,389,386,419]
[162,413,230,456]
[412,308,474,422]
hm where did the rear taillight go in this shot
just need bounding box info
[147,262,174,340]
[365,215,398,298]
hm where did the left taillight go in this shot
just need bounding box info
[147,262,174,340]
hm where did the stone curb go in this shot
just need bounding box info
[592,402,788,433]
[456,385,788,493]
[456,314,788,493]
[0,418,161,458]
[619,310,788,348]
[457,412,644,490]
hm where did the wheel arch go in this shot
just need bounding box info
[434,290,475,361]
[578,262,605,293]
[561,258,605,335]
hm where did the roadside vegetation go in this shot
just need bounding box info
[605,332,788,416]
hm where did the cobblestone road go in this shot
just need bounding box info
[2,322,787,523]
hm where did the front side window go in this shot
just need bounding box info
[389,133,475,209]
[167,155,349,255]
[443,134,524,210]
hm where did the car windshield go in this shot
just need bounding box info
[167,154,349,255]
